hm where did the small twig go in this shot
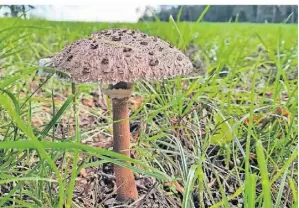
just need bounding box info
[134,181,158,208]
[127,194,146,207]
[100,180,118,204]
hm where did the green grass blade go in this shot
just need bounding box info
[215,171,229,208]
[0,93,65,207]
[244,54,259,208]
[274,169,288,208]
[248,174,257,208]
[0,140,169,181]
[0,89,20,115]
[40,94,74,139]
[195,5,211,23]
[176,6,183,22]
[288,177,298,205]
[66,83,79,208]
[182,165,197,208]
[0,68,37,89]
[0,177,56,184]
[256,140,273,207]
[270,149,298,185]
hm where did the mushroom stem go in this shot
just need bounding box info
[112,97,138,201]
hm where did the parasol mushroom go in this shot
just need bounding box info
[38,28,193,201]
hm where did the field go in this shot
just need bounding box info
[0,17,298,208]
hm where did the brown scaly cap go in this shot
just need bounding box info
[52,28,193,84]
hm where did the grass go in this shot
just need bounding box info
[0,16,298,208]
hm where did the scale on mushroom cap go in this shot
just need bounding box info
[38,28,193,202]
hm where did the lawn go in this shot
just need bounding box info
[0,17,298,208]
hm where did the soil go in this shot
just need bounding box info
[73,163,180,208]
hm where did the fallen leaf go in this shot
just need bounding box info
[249,152,256,159]
[164,181,184,194]
[244,115,263,126]
[31,116,44,127]
[208,178,216,187]
[94,97,108,111]
[81,98,94,108]
[130,95,144,111]
[276,106,291,124]
[79,168,88,178]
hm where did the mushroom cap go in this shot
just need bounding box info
[51,28,193,84]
